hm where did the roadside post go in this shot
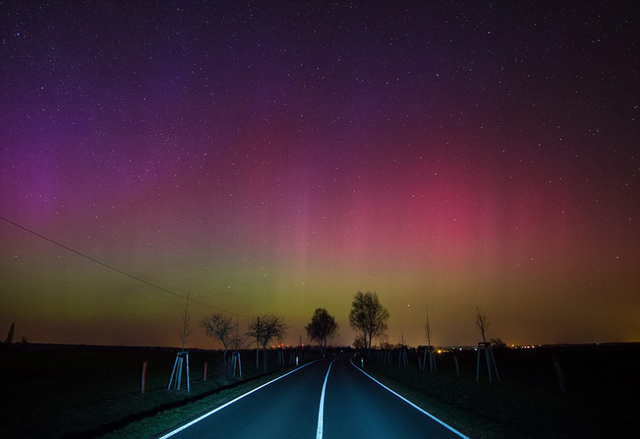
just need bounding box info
[141,362,148,394]
[232,351,242,378]
[476,342,500,383]
[552,356,566,394]
[168,351,190,393]
[425,345,437,371]
[399,348,408,368]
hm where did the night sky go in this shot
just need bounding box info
[1,1,638,349]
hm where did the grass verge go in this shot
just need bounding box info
[361,347,639,439]
[1,346,313,439]
[97,365,301,439]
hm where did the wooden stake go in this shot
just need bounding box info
[476,342,500,383]
[185,353,190,393]
[553,356,566,394]
[422,347,427,371]
[141,362,148,394]
[427,346,437,372]
[168,355,179,390]
[176,356,183,390]
[168,351,190,393]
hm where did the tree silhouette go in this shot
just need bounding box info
[490,338,508,349]
[4,322,15,344]
[305,308,338,356]
[178,293,193,351]
[353,334,366,350]
[475,306,491,343]
[247,315,288,372]
[348,291,389,356]
[424,306,432,347]
[199,313,235,366]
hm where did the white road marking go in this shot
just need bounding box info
[350,357,471,439]
[316,358,338,439]
[157,360,319,439]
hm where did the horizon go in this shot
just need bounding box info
[7,338,640,352]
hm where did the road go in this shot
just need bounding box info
[159,355,469,439]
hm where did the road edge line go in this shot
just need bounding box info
[316,358,338,439]
[157,360,320,439]
[349,356,471,439]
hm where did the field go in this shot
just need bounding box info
[365,343,640,439]
[0,344,309,439]
[1,343,638,438]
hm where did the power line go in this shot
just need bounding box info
[0,215,251,318]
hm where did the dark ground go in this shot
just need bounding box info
[0,344,315,439]
[365,343,640,439]
[1,343,637,439]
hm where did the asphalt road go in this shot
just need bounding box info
[159,355,469,439]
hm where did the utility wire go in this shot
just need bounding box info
[0,215,251,318]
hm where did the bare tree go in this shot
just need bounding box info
[199,313,235,366]
[475,306,491,343]
[423,306,438,371]
[229,317,245,352]
[4,322,15,344]
[353,334,366,350]
[305,308,338,356]
[399,329,406,348]
[424,306,432,347]
[247,315,289,372]
[179,293,193,351]
[348,291,389,356]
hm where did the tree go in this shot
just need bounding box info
[4,322,15,344]
[353,334,366,350]
[475,306,491,343]
[178,294,193,351]
[424,306,437,371]
[305,308,338,356]
[398,329,407,348]
[348,291,389,355]
[424,306,432,347]
[229,317,245,352]
[199,313,235,366]
[247,315,289,372]
[490,338,508,349]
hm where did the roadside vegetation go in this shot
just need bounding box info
[363,344,639,439]
[0,346,319,439]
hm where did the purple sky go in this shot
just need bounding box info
[1,1,638,348]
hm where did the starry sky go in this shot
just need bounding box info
[1,1,639,349]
